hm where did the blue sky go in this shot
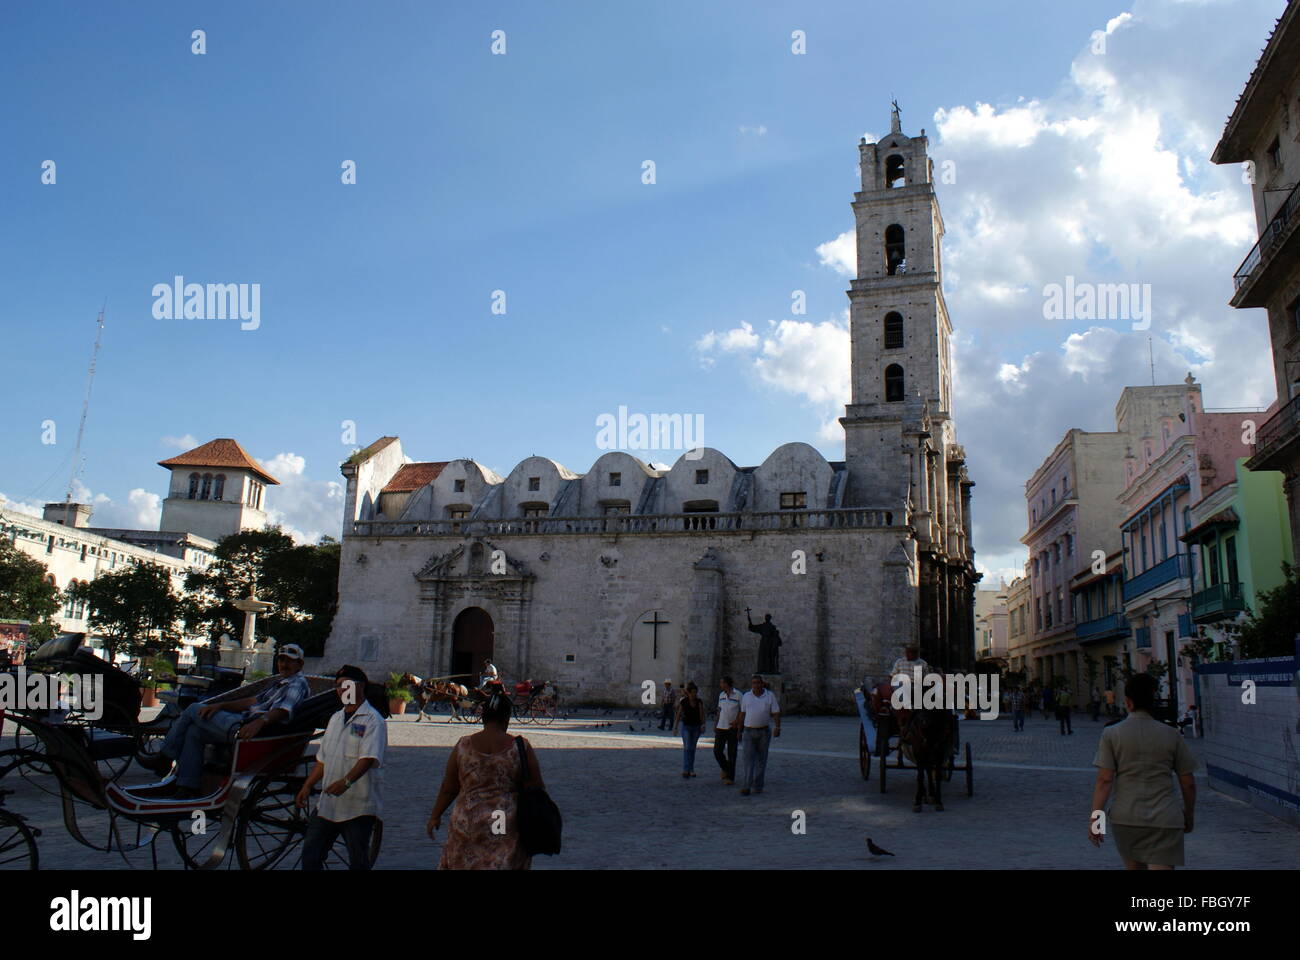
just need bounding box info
[0,0,1286,582]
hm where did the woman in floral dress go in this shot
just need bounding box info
[427,690,544,870]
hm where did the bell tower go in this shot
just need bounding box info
[840,103,954,507]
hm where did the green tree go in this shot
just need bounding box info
[0,536,62,643]
[184,528,340,657]
[70,561,182,662]
[1221,562,1300,659]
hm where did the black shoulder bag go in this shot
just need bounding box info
[514,737,562,856]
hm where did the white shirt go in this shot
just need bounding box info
[717,689,742,729]
[315,700,386,823]
[739,689,780,728]
[890,656,931,679]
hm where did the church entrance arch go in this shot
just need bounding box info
[629,609,681,688]
[451,607,494,684]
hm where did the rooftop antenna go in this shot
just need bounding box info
[66,303,106,504]
[1148,337,1155,387]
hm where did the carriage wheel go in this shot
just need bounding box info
[532,700,556,726]
[11,721,51,777]
[171,808,233,869]
[0,809,39,870]
[964,743,974,797]
[858,726,870,781]
[234,774,309,870]
[234,773,383,870]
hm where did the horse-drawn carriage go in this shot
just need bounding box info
[399,673,558,725]
[855,679,973,810]
[0,637,385,870]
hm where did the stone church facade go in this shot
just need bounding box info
[322,110,979,708]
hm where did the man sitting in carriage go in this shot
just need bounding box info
[140,643,311,798]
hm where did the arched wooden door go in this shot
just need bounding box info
[451,607,494,684]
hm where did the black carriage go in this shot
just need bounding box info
[1,672,385,870]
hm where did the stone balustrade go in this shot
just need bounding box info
[350,506,901,538]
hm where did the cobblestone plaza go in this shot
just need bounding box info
[9,708,1297,870]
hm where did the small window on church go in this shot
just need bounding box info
[608,472,621,486]
[884,312,904,349]
[695,469,709,485]
[214,474,225,500]
[521,503,547,518]
[885,154,905,188]
[884,225,906,276]
[187,473,199,500]
[528,477,540,492]
[884,364,904,402]
[602,502,630,516]
[454,479,466,493]
[780,492,806,509]
[446,506,470,520]
[1268,136,1282,170]
[200,473,212,500]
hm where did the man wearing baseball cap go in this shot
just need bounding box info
[142,642,312,798]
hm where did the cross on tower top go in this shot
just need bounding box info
[890,98,902,133]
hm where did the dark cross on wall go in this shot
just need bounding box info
[643,611,669,658]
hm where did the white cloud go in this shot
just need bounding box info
[89,489,163,529]
[697,314,851,441]
[815,230,855,277]
[739,124,768,136]
[256,452,344,545]
[161,434,198,450]
[0,494,43,518]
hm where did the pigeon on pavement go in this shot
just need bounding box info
[866,838,895,857]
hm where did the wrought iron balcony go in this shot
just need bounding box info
[1122,554,1189,602]
[1248,393,1300,470]
[1191,581,1246,622]
[1075,611,1130,641]
[1232,177,1300,305]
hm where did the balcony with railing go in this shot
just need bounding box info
[1075,611,1130,642]
[1191,581,1246,622]
[1122,554,1189,603]
[1232,177,1300,308]
[350,506,900,539]
[1247,393,1300,471]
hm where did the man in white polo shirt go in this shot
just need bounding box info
[737,674,781,795]
[713,676,742,785]
[296,664,386,870]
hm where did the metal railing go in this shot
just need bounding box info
[351,506,900,538]
[1233,178,1300,291]
[1122,554,1189,602]
[1252,393,1300,463]
[1191,581,1245,621]
[1075,612,1130,640]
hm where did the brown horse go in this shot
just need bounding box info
[398,673,470,722]
[899,709,956,812]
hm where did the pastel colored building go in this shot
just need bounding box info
[1118,376,1267,715]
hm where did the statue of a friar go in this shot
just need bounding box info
[745,608,783,674]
